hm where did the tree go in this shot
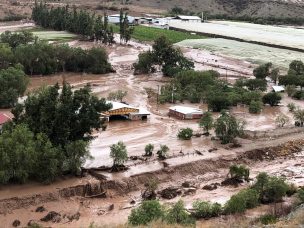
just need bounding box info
[199,112,214,134]
[207,92,231,112]
[287,103,296,112]
[107,90,128,102]
[293,108,304,126]
[288,60,304,76]
[144,144,154,156]
[253,62,272,79]
[110,141,128,169]
[0,66,29,108]
[128,200,164,226]
[249,100,263,114]
[0,30,35,48]
[214,111,245,144]
[245,79,267,91]
[0,43,14,69]
[133,51,156,75]
[157,145,169,160]
[165,200,195,225]
[262,92,282,106]
[192,200,222,219]
[285,85,297,97]
[270,68,280,84]
[229,164,250,182]
[275,114,290,127]
[177,128,193,140]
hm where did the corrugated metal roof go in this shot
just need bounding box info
[272,85,285,92]
[177,15,201,20]
[169,106,203,115]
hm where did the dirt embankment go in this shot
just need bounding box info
[1,139,303,215]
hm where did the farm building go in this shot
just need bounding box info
[173,15,201,23]
[169,106,203,120]
[107,14,135,24]
[102,102,150,121]
[0,113,12,131]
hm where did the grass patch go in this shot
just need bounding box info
[112,25,205,43]
[18,28,78,42]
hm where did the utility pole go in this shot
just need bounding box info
[156,85,160,111]
[171,86,176,103]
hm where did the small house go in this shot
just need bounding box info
[169,106,203,120]
[0,113,12,132]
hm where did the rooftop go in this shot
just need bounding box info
[0,113,12,125]
[176,15,201,20]
[272,85,285,92]
[169,106,203,115]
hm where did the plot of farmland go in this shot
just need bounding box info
[169,20,304,51]
[32,30,77,42]
[176,38,304,70]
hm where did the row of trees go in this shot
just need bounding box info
[133,36,194,77]
[32,1,115,44]
[0,82,112,184]
[0,40,113,75]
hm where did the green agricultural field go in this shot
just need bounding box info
[177,38,304,70]
[21,28,77,42]
[112,25,205,43]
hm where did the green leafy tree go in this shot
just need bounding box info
[165,200,195,225]
[177,128,193,140]
[0,30,35,48]
[288,60,304,76]
[245,79,267,91]
[262,92,282,106]
[214,111,245,144]
[249,100,263,114]
[144,144,154,156]
[192,200,222,219]
[253,62,272,79]
[293,108,304,126]
[0,124,36,184]
[157,145,169,160]
[199,112,214,134]
[128,200,165,226]
[0,66,29,108]
[228,164,250,182]
[133,51,156,75]
[0,43,14,69]
[110,141,128,169]
[270,68,280,84]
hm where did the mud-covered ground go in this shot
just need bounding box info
[1,22,304,227]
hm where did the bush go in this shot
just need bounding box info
[249,100,262,114]
[292,91,304,100]
[286,183,298,197]
[128,200,165,226]
[224,189,259,214]
[192,200,222,218]
[285,85,297,97]
[262,92,282,106]
[229,164,250,182]
[165,200,195,225]
[287,103,296,112]
[177,128,193,140]
[297,188,304,203]
[259,214,277,225]
[144,144,154,156]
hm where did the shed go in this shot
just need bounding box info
[107,14,135,24]
[169,106,203,120]
[103,101,150,121]
[174,15,201,22]
[272,85,285,92]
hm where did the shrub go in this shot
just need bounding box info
[224,193,247,214]
[292,91,304,100]
[157,145,169,159]
[177,128,193,140]
[144,144,154,156]
[249,100,262,114]
[165,200,195,225]
[199,112,214,133]
[262,92,282,106]
[297,188,304,203]
[285,85,297,97]
[275,114,290,127]
[287,103,296,112]
[259,214,277,225]
[192,200,222,219]
[286,183,298,197]
[229,164,250,182]
[128,200,165,225]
